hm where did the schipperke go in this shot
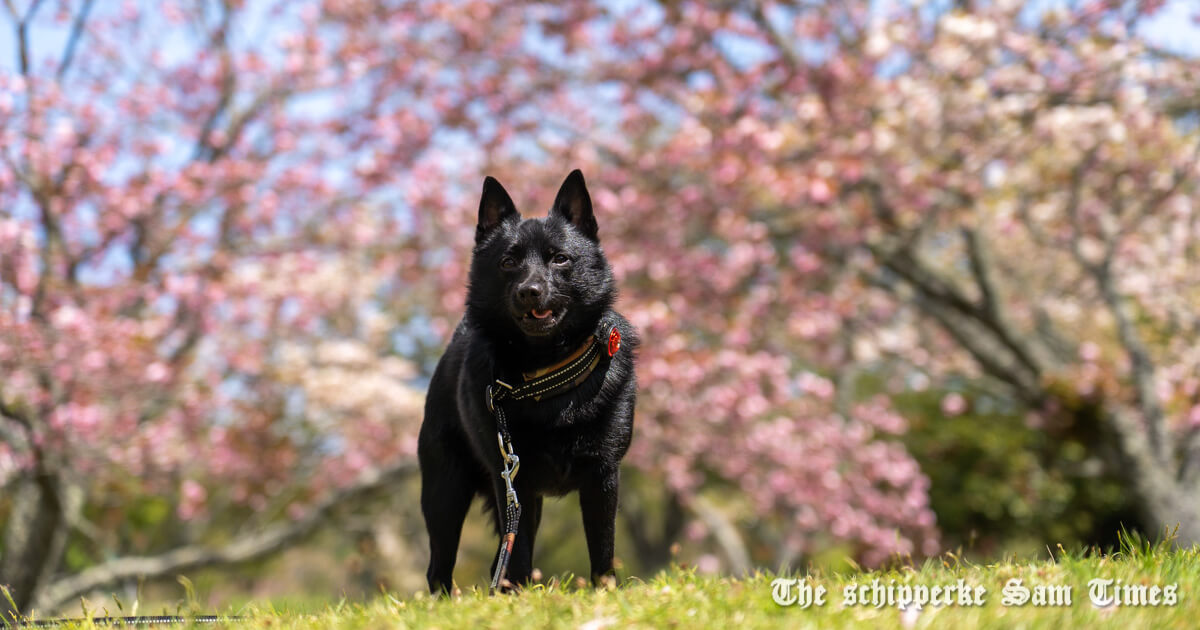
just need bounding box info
[418,170,639,594]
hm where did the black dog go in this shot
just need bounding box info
[418,170,638,594]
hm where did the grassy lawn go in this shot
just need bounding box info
[23,539,1199,629]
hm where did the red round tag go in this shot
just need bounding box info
[607,328,621,357]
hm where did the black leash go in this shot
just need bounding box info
[10,615,238,627]
[483,321,621,592]
[484,401,521,594]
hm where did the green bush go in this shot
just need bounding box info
[895,387,1139,557]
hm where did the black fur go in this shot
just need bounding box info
[418,170,639,594]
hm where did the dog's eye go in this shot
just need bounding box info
[551,253,570,265]
[499,256,517,270]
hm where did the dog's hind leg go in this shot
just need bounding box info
[419,437,475,595]
[579,467,620,586]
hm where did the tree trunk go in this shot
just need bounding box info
[1145,495,1200,545]
[1099,406,1200,546]
[1126,474,1200,545]
[0,473,71,620]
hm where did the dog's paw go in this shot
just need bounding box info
[495,577,521,595]
[593,573,618,591]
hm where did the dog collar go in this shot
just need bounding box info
[488,321,622,408]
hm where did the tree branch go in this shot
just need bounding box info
[919,294,1041,402]
[747,2,801,70]
[56,0,95,81]
[191,1,235,163]
[34,460,418,613]
[4,0,44,78]
[961,226,1047,374]
[1091,261,1168,458]
[1033,306,1077,364]
[961,227,999,321]
[0,388,33,430]
[847,173,1055,401]
[1064,146,1100,270]
[1059,148,1170,458]
[863,267,1035,401]
[870,246,1043,398]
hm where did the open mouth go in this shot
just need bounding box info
[518,307,564,335]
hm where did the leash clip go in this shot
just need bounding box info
[497,431,521,506]
[497,432,520,473]
[500,457,521,508]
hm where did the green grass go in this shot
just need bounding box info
[26,539,1200,629]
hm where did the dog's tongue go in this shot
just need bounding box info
[531,309,553,320]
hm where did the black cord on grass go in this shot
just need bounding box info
[9,615,240,627]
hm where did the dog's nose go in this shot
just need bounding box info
[517,283,544,303]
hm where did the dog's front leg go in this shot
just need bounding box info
[578,467,620,586]
[419,437,475,595]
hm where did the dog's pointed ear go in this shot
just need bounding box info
[476,176,519,244]
[550,169,598,242]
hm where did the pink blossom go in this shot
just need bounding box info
[941,393,968,417]
[178,480,208,520]
[809,178,834,203]
[1079,341,1102,362]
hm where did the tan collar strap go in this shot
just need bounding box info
[522,336,596,381]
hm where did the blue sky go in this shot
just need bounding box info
[1138,0,1200,54]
